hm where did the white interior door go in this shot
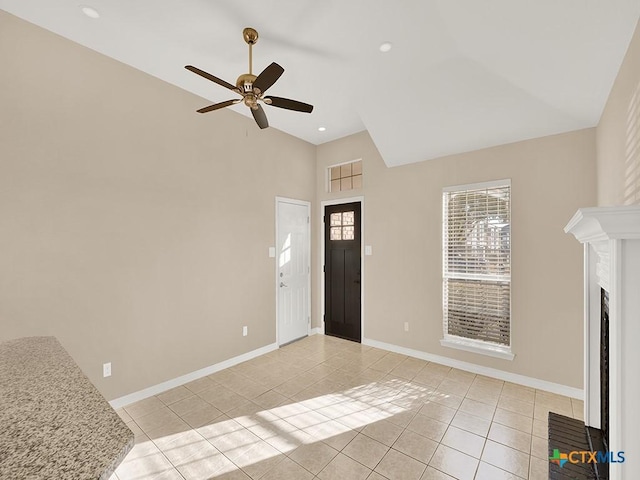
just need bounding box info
[277,199,310,346]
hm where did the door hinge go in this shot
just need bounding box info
[307,216,310,224]
[323,215,325,223]
[308,266,310,273]
[323,265,325,273]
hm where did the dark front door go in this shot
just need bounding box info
[324,202,361,342]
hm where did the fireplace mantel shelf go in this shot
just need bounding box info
[564,206,640,242]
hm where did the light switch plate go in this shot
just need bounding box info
[268,247,276,258]
[365,245,372,256]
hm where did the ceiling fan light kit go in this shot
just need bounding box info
[185,27,313,130]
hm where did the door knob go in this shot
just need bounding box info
[280,282,288,288]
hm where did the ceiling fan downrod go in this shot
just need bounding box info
[243,27,259,76]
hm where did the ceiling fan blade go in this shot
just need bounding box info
[185,65,239,92]
[251,105,269,129]
[196,99,240,114]
[253,62,284,94]
[264,96,314,113]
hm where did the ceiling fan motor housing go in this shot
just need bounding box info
[236,73,257,92]
[236,73,259,109]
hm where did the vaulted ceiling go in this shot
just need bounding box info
[2,1,639,166]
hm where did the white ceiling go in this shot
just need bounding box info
[2,1,639,167]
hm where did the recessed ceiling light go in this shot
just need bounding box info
[379,42,392,53]
[318,127,326,132]
[81,6,100,19]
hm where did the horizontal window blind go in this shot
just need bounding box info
[443,183,511,347]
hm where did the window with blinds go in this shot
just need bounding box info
[442,180,511,351]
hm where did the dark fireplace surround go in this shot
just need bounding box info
[599,289,609,453]
[548,288,609,480]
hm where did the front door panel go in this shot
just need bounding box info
[324,202,361,342]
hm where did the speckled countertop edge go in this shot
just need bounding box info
[0,336,134,479]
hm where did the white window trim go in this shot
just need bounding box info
[443,178,510,193]
[441,178,514,361]
[440,337,515,360]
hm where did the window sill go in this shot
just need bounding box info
[440,338,515,361]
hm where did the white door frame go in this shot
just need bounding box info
[320,196,365,340]
[275,196,311,346]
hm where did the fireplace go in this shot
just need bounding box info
[547,289,610,479]
[564,206,640,480]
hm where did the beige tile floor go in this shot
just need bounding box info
[110,335,582,480]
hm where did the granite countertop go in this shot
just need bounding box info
[0,336,134,479]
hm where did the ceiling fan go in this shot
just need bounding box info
[185,27,314,130]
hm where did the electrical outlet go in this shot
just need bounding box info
[242,326,248,337]
[103,362,111,378]
[404,322,409,332]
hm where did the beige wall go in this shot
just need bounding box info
[316,129,596,388]
[1,8,604,400]
[597,19,640,206]
[0,11,316,400]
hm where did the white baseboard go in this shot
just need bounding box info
[109,342,279,409]
[362,337,583,400]
[110,335,582,409]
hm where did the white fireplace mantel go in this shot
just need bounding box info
[565,206,640,242]
[565,205,640,480]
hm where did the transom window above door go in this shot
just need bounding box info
[330,211,355,240]
[328,160,362,192]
